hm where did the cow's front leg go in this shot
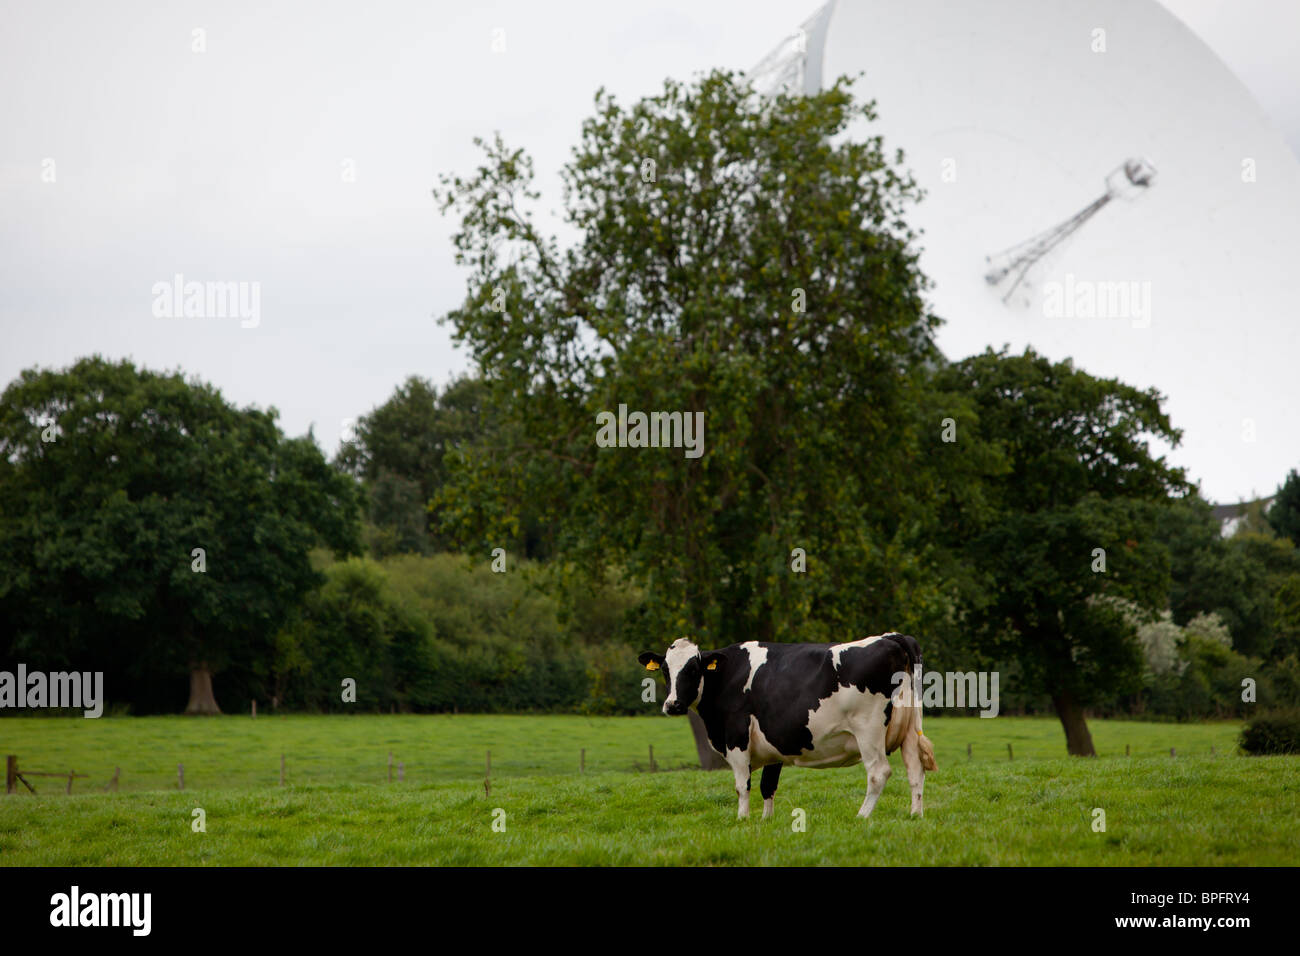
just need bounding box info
[725,747,751,819]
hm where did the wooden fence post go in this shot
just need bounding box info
[1170,747,1176,758]
[1125,744,1130,757]
[967,743,972,760]
[5,755,15,795]
[109,767,120,792]
[580,748,585,774]
[1007,743,1013,761]
[67,770,75,795]
[251,700,257,719]
[177,764,184,790]
[649,745,656,772]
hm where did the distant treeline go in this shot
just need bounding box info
[248,538,1300,721]
[2,357,1298,724]
[268,552,646,716]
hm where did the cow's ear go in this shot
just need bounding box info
[701,651,724,672]
[638,652,664,671]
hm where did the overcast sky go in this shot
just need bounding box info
[2,0,1296,504]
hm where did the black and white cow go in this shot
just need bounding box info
[639,633,938,819]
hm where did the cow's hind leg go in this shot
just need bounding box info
[900,730,925,817]
[759,764,782,820]
[852,724,891,819]
[857,756,891,819]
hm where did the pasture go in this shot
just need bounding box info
[1,714,1295,865]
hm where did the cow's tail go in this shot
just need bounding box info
[916,715,938,772]
[884,632,937,772]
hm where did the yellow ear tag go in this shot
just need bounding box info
[707,660,718,670]
[645,661,659,671]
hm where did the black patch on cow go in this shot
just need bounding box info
[695,648,752,757]
[746,643,840,756]
[835,640,909,697]
[880,632,925,676]
[879,633,925,735]
[669,656,704,714]
[759,764,782,799]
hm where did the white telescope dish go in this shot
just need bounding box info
[752,0,1300,503]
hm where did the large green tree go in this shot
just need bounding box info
[1267,469,1300,547]
[931,348,1189,754]
[334,375,534,557]
[434,72,955,657]
[1155,493,1300,660]
[0,356,361,713]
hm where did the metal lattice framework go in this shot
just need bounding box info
[984,157,1156,304]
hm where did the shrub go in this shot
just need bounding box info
[1240,710,1300,755]
[274,552,644,713]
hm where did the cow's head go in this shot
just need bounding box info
[639,639,723,716]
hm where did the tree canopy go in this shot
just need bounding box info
[0,356,361,712]
[335,375,496,556]
[931,348,1189,753]
[433,71,954,650]
[1268,469,1300,547]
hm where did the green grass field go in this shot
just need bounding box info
[1,714,1295,865]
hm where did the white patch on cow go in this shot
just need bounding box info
[793,683,887,769]
[662,638,700,710]
[829,633,885,670]
[748,714,782,764]
[741,641,768,692]
[762,797,774,819]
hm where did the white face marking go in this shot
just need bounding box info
[662,638,700,711]
[741,641,767,693]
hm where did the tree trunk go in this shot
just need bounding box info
[1051,689,1095,756]
[184,663,222,715]
[687,709,726,770]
